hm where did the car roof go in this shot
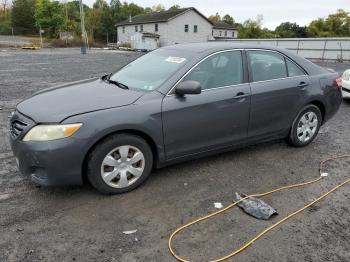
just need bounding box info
[162,42,284,53]
[161,42,328,76]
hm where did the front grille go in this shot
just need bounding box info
[10,120,28,138]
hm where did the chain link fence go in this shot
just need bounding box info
[0,26,116,48]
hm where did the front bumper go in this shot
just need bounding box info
[9,112,84,186]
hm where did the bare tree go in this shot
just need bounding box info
[0,0,9,15]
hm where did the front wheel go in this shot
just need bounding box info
[288,105,322,147]
[87,134,153,194]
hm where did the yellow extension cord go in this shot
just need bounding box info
[168,155,350,262]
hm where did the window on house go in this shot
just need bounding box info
[224,31,227,37]
[135,25,138,32]
[212,30,214,36]
[194,25,198,33]
[155,24,158,32]
[219,31,222,36]
[140,25,143,32]
[122,26,125,33]
[232,31,235,37]
[184,24,189,32]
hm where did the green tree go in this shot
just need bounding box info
[168,4,181,11]
[222,14,234,25]
[275,22,307,38]
[11,0,36,34]
[86,0,109,41]
[325,9,350,36]
[307,9,350,37]
[35,0,65,38]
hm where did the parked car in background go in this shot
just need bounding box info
[341,69,350,99]
[9,43,342,194]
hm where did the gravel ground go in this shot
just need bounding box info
[0,48,350,262]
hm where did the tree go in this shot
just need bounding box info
[307,9,350,37]
[222,14,234,25]
[0,0,11,34]
[237,15,274,38]
[86,0,109,41]
[325,9,350,36]
[275,22,307,38]
[168,4,181,11]
[35,0,65,38]
[208,12,221,23]
[11,0,36,34]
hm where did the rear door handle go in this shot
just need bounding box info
[298,82,309,89]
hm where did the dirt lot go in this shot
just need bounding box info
[0,48,350,262]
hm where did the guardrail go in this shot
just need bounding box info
[213,38,350,61]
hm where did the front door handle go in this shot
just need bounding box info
[234,92,249,98]
[298,82,309,89]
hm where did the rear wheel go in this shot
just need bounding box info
[87,134,153,194]
[288,105,322,147]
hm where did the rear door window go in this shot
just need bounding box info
[183,51,243,90]
[286,59,305,77]
[248,50,287,82]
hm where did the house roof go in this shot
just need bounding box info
[116,7,212,26]
[212,21,237,30]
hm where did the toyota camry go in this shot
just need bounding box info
[9,43,342,194]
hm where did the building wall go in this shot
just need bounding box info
[212,29,238,38]
[117,9,214,47]
[117,23,167,46]
[164,9,213,46]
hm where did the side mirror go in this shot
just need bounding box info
[175,81,202,96]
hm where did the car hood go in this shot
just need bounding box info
[17,78,145,123]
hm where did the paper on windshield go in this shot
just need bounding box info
[165,57,186,64]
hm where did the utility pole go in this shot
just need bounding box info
[39,25,43,48]
[79,0,87,54]
[11,27,15,47]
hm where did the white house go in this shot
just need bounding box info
[116,8,237,48]
[212,21,239,39]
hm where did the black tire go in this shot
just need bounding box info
[288,105,322,147]
[87,134,153,194]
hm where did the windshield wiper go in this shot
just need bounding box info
[107,79,129,89]
[102,73,129,89]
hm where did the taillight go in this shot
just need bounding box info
[335,78,342,89]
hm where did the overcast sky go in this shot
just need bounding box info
[83,0,349,29]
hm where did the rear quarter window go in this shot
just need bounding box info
[286,59,305,77]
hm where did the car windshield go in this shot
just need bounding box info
[109,49,193,91]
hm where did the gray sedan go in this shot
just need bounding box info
[9,43,342,194]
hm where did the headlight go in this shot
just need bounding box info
[23,123,82,141]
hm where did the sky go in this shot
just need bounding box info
[82,0,349,30]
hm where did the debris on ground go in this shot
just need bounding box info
[214,202,223,209]
[235,192,278,220]
[122,229,137,235]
